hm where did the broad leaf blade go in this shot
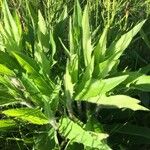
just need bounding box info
[59,117,110,149]
[75,75,128,100]
[84,95,149,111]
[3,108,49,125]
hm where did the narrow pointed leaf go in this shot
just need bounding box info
[73,0,82,28]
[2,0,20,43]
[130,75,150,92]
[38,10,46,35]
[12,52,40,74]
[0,97,20,106]
[107,20,146,57]
[12,52,54,94]
[0,64,15,76]
[82,5,92,66]
[69,17,74,54]
[94,26,108,64]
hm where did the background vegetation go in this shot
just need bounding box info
[0,0,150,149]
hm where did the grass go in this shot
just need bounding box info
[0,0,150,149]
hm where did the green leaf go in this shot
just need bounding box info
[97,20,145,78]
[107,20,146,58]
[64,62,74,115]
[75,57,94,94]
[0,76,20,95]
[66,142,84,150]
[49,82,61,113]
[34,128,56,150]
[85,116,104,133]
[58,6,68,22]
[96,54,118,78]
[72,0,82,57]
[73,0,82,28]
[94,26,108,64]
[2,0,20,45]
[0,64,15,76]
[59,37,71,57]
[122,72,150,92]
[0,97,20,106]
[82,56,95,82]
[69,17,74,54]
[12,52,40,74]
[75,75,128,100]
[41,82,61,122]
[12,52,54,94]
[82,5,92,66]
[34,43,51,74]
[130,75,150,91]
[59,117,110,149]
[3,108,49,125]
[68,54,78,83]
[20,73,43,106]
[0,119,16,131]
[38,10,46,35]
[121,71,143,85]
[49,31,56,63]
[0,51,22,71]
[82,95,149,111]
[64,62,74,100]
[14,11,22,37]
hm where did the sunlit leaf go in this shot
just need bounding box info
[59,117,110,149]
[130,75,150,92]
[3,108,49,125]
[38,10,46,35]
[0,64,15,76]
[97,20,145,78]
[107,20,146,57]
[82,95,149,111]
[75,75,128,100]
[0,119,16,131]
[94,26,108,64]
[82,5,92,66]
[12,52,40,74]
